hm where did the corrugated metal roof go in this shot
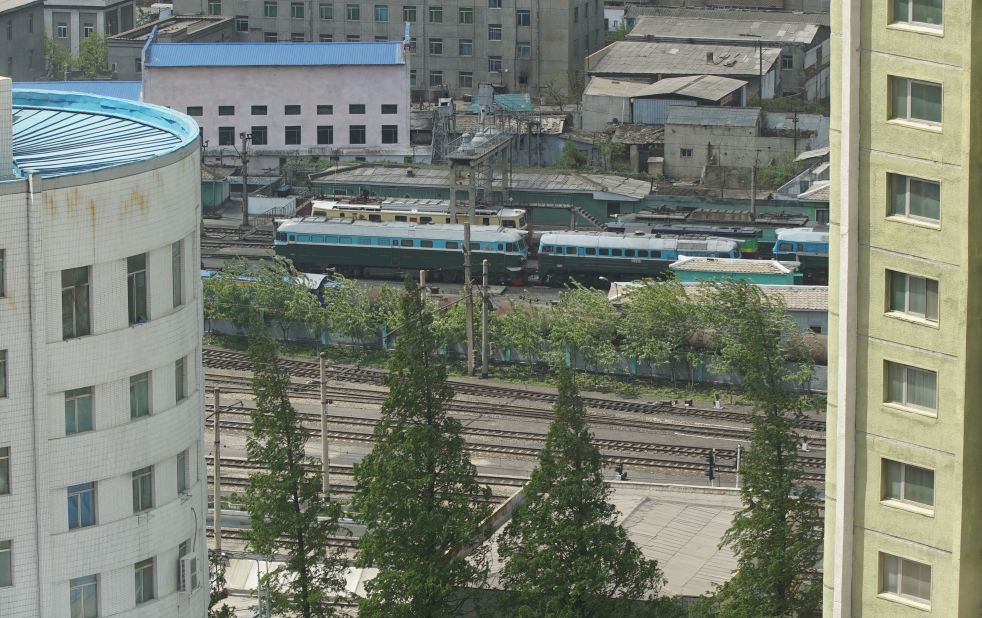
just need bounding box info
[145,41,405,67]
[467,93,532,113]
[670,256,800,273]
[11,90,197,177]
[15,81,143,101]
[0,0,39,15]
[636,75,747,101]
[666,105,760,127]
[451,113,566,135]
[584,77,652,98]
[628,17,822,45]
[625,6,830,27]
[589,42,781,78]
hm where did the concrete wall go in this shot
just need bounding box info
[144,62,412,160]
[581,91,634,131]
[44,0,135,55]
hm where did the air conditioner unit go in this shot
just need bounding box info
[179,555,199,594]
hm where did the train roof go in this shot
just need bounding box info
[312,197,525,217]
[278,217,526,242]
[775,227,829,243]
[539,231,740,252]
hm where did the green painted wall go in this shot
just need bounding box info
[673,271,801,285]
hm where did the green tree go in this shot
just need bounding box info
[496,301,550,365]
[208,550,235,618]
[703,280,821,618]
[549,282,618,370]
[44,36,73,78]
[351,279,491,617]
[498,367,664,616]
[77,33,108,77]
[618,279,703,387]
[323,276,377,347]
[244,333,348,617]
[252,258,326,340]
[559,140,588,169]
[202,260,253,330]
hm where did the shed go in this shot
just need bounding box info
[669,255,802,285]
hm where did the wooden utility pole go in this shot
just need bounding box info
[464,171,477,376]
[319,352,330,497]
[212,388,222,551]
[750,150,760,222]
[480,259,490,378]
[239,132,251,229]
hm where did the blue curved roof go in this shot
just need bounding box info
[145,41,405,68]
[11,89,198,178]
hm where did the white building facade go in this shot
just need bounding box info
[0,82,207,617]
[142,36,414,173]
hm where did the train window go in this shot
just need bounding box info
[410,218,418,223]
[288,234,296,241]
[625,249,636,257]
[565,246,577,255]
[506,243,515,252]
[395,215,407,222]
[650,251,660,258]
[446,241,459,249]
[498,244,504,251]
[325,235,339,243]
[638,250,649,258]
[400,239,414,247]
[470,242,480,250]
[276,232,286,241]
[778,242,794,252]
[420,240,433,248]
[298,234,311,242]
[369,215,382,222]
[421,217,433,224]
[339,237,353,244]
[585,247,596,255]
[519,217,526,227]
[611,249,623,257]
[379,239,390,246]
[503,221,515,228]
[541,245,552,253]
[599,248,609,256]
[358,237,372,245]
[483,217,491,225]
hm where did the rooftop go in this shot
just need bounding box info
[15,81,142,101]
[0,0,39,15]
[669,256,801,274]
[666,105,761,127]
[628,16,822,45]
[612,280,828,311]
[585,74,747,102]
[588,42,781,79]
[10,89,198,177]
[451,113,567,135]
[145,41,406,68]
[611,123,665,145]
[797,180,830,202]
[316,166,653,200]
[110,15,233,41]
[624,6,830,27]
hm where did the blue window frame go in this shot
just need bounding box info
[68,482,96,529]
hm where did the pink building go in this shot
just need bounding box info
[142,34,414,172]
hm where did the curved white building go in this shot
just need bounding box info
[0,80,206,616]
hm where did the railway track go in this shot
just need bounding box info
[202,347,827,434]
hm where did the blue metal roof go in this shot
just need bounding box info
[146,41,405,68]
[10,90,198,178]
[468,93,532,113]
[14,81,143,101]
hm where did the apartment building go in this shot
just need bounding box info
[825,0,982,616]
[171,0,603,98]
[0,0,45,81]
[0,81,207,616]
[44,0,136,56]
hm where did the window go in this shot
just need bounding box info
[890,77,942,124]
[410,69,417,86]
[208,0,222,14]
[0,249,4,297]
[489,56,502,72]
[0,540,8,587]
[70,575,98,618]
[68,482,96,529]
[0,447,7,495]
[429,70,444,86]
[407,36,416,50]
[317,104,334,114]
[375,4,387,20]
[429,37,443,54]
[251,125,268,145]
[349,125,366,144]
[458,6,472,22]
[186,105,203,117]
[574,6,578,21]
[403,5,416,21]
[781,54,793,70]
[284,104,301,115]
[319,3,332,18]
[680,148,693,158]
[57,22,68,38]
[132,467,153,513]
[65,387,93,435]
[382,125,398,144]
[459,71,473,88]
[285,125,302,145]
[889,174,940,221]
[263,1,277,16]
[218,126,235,146]
[82,22,94,37]
[264,31,277,41]
[517,9,530,25]
[428,5,442,21]
[0,351,5,399]
[489,0,501,6]
[175,357,187,403]
[517,42,531,59]
[134,558,155,604]
[881,553,931,605]
[320,34,333,41]
[489,23,502,40]
[381,104,398,114]
[127,254,148,325]
[317,125,334,144]
[888,271,938,321]
[177,450,189,494]
[883,459,934,507]
[291,1,304,17]
[291,32,305,41]
[236,16,249,31]
[349,103,365,114]
[177,540,193,589]
[135,57,142,73]
[893,0,942,26]
[28,13,32,33]
[347,33,360,41]
[130,372,151,419]
[459,38,472,56]
[886,361,937,411]
[346,3,360,19]
[62,267,90,339]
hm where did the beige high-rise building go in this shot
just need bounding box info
[825,0,982,616]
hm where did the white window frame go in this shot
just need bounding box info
[0,249,4,298]
[172,239,184,308]
[882,459,934,509]
[175,357,187,403]
[891,76,942,125]
[0,447,8,495]
[889,173,940,222]
[885,361,937,412]
[0,350,6,399]
[134,558,155,604]
[0,540,11,587]
[127,253,148,325]
[892,0,943,28]
[70,574,98,618]
[130,371,151,419]
[65,387,94,435]
[488,23,502,41]
[887,270,938,322]
[880,553,931,607]
[132,466,154,513]
[67,482,97,529]
[62,266,91,340]
[177,449,190,494]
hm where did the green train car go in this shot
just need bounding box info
[274,217,529,285]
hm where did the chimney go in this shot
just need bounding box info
[0,77,13,180]
[706,51,714,64]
